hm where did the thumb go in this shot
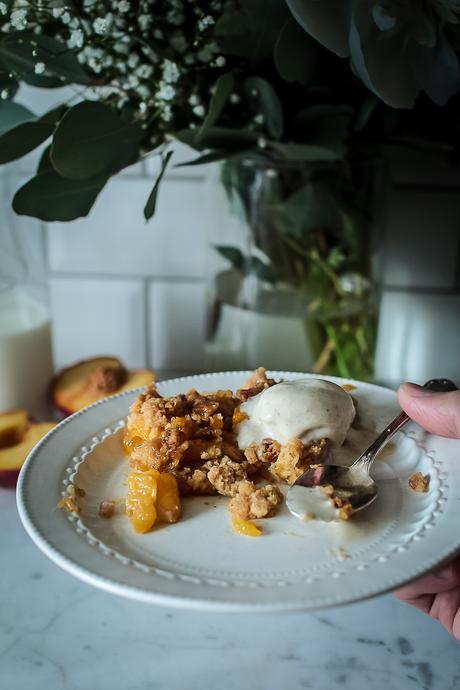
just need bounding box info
[397,383,460,439]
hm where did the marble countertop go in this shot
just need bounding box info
[1,487,459,690]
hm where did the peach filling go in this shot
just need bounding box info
[231,516,262,537]
[126,469,181,533]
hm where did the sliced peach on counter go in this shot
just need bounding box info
[0,409,30,449]
[52,356,155,415]
[0,422,55,488]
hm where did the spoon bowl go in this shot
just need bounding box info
[287,378,458,522]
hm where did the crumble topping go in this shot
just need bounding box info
[320,484,353,520]
[236,367,277,401]
[98,500,116,518]
[408,471,430,493]
[229,481,283,520]
[272,437,329,485]
[57,484,85,513]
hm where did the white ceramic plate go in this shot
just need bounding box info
[17,371,460,613]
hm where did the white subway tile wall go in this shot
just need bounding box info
[44,166,212,373]
[49,277,146,369]
[47,176,210,278]
[148,281,207,372]
[380,189,460,289]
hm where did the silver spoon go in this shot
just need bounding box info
[287,378,458,521]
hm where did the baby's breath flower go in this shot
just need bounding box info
[197,47,213,63]
[118,0,130,12]
[11,9,27,30]
[60,11,71,25]
[215,56,226,67]
[197,15,215,31]
[127,52,140,69]
[157,83,175,101]
[93,16,112,35]
[162,59,180,83]
[127,74,140,88]
[137,64,153,79]
[162,104,172,121]
[0,3,8,16]
[68,29,84,49]
[171,32,187,53]
[230,93,240,104]
[167,9,184,26]
[192,104,205,117]
[34,62,46,74]
[138,14,151,31]
[136,85,150,99]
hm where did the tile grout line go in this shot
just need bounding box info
[42,222,50,274]
[48,270,206,284]
[143,278,151,369]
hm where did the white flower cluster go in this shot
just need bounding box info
[0,0,235,141]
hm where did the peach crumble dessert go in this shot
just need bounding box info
[122,368,356,536]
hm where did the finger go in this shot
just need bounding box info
[429,587,460,641]
[395,592,435,614]
[395,558,460,598]
[397,383,460,438]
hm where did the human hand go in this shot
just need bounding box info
[394,382,460,640]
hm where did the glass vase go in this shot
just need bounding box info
[205,156,384,380]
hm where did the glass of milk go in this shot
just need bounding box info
[0,187,54,417]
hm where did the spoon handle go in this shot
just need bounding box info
[350,411,409,472]
[350,377,458,473]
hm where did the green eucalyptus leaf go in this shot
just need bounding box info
[37,145,54,173]
[215,245,245,271]
[40,104,68,126]
[0,121,54,164]
[173,128,200,148]
[268,141,341,161]
[215,0,290,61]
[51,101,143,180]
[247,256,274,282]
[0,100,34,136]
[144,150,173,221]
[13,170,108,221]
[245,77,283,139]
[0,32,92,87]
[273,181,341,235]
[353,95,380,132]
[197,73,235,142]
[293,104,352,151]
[274,17,317,84]
[0,76,18,100]
[175,150,236,166]
[0,102,67,164]
[197,127,259,150]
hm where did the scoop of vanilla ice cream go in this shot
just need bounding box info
[237,378,355,449]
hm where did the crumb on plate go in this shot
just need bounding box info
[408,471,430,493]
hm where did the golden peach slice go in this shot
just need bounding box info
[52,356,155,415]
[0,422,55,488]
[0,409,30,449]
